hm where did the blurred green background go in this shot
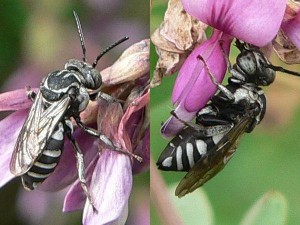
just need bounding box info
[0,0,149,225]
[151,0,300,224]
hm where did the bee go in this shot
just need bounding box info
[157,40,300,197]
[10,11,141,208]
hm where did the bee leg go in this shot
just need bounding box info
[235,39,247,52]
[197,55,235,101]
[97,91,125,104]
[66,133,97,212]
[74,117,142,162]
[219,40,248,82]
[170,110,232,136]
[25,86,37,102]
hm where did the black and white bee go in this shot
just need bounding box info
[10,11,141,207]
[157,40,300,197]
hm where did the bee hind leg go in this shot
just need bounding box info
[66,133,97,213]
[170,110,232,136]
[74,117,142,162]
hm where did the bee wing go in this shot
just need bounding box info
[175,115,252,197]
[10,91,70,176]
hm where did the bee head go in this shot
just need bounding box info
[64,59,102,90]
[236,50,275,86]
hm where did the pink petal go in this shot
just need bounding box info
[38,128,98,192]
[132,127,150,174]
[181,0,286,46]
[97,99,124,150]
[83,149,132,225]
[119,89,150,148]
[172,31,231,111]
[0,110,28,187]
[281,12,300,50]
[161,105,196,138]
[0,89,38,112]
[162,31,232,137]
[63,157,99,212]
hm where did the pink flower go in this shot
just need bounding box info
[161,0,287,137]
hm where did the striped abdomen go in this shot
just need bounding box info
[157,127,226,172]
[21,122,66,190]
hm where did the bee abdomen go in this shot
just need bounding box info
[21,122,66,190]
[157,128,221,172]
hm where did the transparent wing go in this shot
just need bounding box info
[10,91,70,176]
[175,115,252,197]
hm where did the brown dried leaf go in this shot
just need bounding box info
[273,29,300,64]
[151,0,207,87]
[286,0,300,20]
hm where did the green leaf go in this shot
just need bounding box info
[240,190,287,225]
[169,184,214,225]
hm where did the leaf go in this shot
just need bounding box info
[169,184,214,225]
[240,190,287,225]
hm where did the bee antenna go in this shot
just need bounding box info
[266,64,300,77]
[92,36,129,68]
[73,11,87,62]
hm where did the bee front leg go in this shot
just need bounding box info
[66,133,97,212]
[74,117,142,162]
[170,110,232,137]
[25,86,37,102]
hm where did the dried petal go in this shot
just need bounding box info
[101,39,150,85]
[151,47,189,88]
[273,29,300,64]
[158,0,207,51]
[151,0,207,87]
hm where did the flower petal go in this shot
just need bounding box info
[0,88,38,112]
[161,105,196,138]
[161,31,232,137]
[63,157,98,212]
[172,31,231,111]
[0,110,27,188]
[132,127,150,174]
[120,88,150,147]
[281,11,300,50]
[181,0,286,46]
[101,39,150,85]
[82,150,132,225]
